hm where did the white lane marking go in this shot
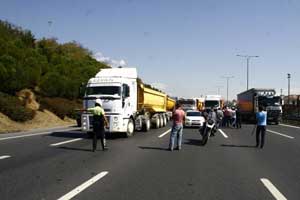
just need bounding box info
[57,171,108,200]
[0,128,79,141]
[267,129,294,139]
[158,129,171,138]
[218,129,228,138]
[0,155,11,160]
[0,131,52,141]
[280,123,300,129]
[50,138,83,146]
[261,178,287,200]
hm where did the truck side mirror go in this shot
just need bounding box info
[122,98,125,108]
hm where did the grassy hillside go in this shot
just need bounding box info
[0,20,110,122]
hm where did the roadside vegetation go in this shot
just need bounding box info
[0,20,109,122]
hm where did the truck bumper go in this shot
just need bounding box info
[81,113,128,133]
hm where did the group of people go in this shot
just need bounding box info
[168,103,268,151]
[218,106,242,129]
[86,99,268,152]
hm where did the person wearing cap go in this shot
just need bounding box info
[87,99,109,152]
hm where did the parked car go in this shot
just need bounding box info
[184,110,205,127]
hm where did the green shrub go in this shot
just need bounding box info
[39,97,82,119]
[0,92,35,122]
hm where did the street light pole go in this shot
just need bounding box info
[287,73,291,105]
[221,76,234,104]
[236,54,259,90]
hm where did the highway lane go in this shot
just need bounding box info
[0,123,299,199]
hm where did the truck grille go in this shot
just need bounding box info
[88,115,110,128]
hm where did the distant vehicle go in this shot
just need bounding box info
[177,98,204,111]
[177,98,198,111]
[194,97,205,111]
[204,95,224,110]
[81,67,175,137]
[184,110,205,127]
[237,88,282,124]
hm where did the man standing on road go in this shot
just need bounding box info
[87,99,109,152]
[235,107,242,128]
[256,106,267,148]
[168,103,185,151]
[216,108,224,128]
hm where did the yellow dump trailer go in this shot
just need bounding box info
[167,97,176,111]
[138,84,167,113]
[136,83,174,130]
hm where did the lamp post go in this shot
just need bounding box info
[236,54,259,90]
[221,76,234,104]
[287,73,291,105]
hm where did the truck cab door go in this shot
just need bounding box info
[122,84,131,117]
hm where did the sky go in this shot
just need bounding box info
[1,0,300,100]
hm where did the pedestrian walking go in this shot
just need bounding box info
[235,107,242,128]
[224,106,231,127]
[231,107,236,127]
[87,99,109,152]
[216,108,224,128]
[168,103,185,151]
[255,106,267,148]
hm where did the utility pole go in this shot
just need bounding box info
[287,73,291,105]
[236,54,259,90]
[221,76,234,104]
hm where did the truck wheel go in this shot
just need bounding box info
[126,119,135,137]
[142,118,151,132]
[155,117,160,129]
[162,115,167,127]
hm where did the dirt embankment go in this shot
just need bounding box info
[0,110,75,133]
[0,89,76,133]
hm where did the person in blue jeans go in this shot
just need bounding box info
[169,103,185,151]
[256,106,267,148]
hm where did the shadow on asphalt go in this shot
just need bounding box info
[220,144,257,148]
[46,131,125,140]
[184,139,203,146]
[46,131,88,139]
[59,146,93,152]
[138,146,169,151]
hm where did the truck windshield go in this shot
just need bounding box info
[187,112,201,116]
[259,96,281,106]
[178,100,195,105]
[86,86,121,96]
[205,100,219,108]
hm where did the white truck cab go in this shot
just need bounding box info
[204,95,223,110]
[81,68,137,134]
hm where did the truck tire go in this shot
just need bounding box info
[162,115,167,127]
[126,119,135,137]
[142,118,151,132]
[155,117,160,129]
[158,115,163,128]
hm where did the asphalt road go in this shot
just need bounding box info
[0,123,300,200]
